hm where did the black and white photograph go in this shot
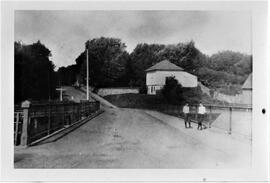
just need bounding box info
[1,0,269,182]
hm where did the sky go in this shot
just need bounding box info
[15,11,251,68]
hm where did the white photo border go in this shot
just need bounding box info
[1,0,269,182]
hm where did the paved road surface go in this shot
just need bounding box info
[14,107,251,168]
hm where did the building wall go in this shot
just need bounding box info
[146,70,197,95]
[147,85,163,95]
[146,70,197,87]
[240,90,252,105]
[97,88,139,96]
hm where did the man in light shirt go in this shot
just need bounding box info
[197,103,206,130]
[183,103,191,128]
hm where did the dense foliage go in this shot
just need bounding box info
[15,41,57,103]
[161,76,203,105]
[22,37,251,99]
[130,42,251,95]
[129,43,165,86]
[76,37,128,88]
[57,64,78,86]
[197,52,251,95]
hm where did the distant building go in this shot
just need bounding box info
[240,74,252,105]
[145,60,198,95]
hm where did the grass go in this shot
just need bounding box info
[104,93,221,125]
[104,93,164,109]
[104,93,225,109]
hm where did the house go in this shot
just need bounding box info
[145,60,198,95]
[240,74,252,105]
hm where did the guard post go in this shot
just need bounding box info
[20,100,31,146]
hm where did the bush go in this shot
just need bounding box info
[139,84,147,94]
[161,76,202,105]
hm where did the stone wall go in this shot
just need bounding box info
[97,88,139,96]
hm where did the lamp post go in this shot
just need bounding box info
[85,41,89,101]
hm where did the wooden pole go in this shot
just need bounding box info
[86,47,89,101]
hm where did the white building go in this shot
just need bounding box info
[240,74,252,105]
[146,60,198,95]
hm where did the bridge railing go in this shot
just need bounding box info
[14,111,24,145]
[14,100,100,146]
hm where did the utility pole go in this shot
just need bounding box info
[86,41,89,100]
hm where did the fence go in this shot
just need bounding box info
[146,104,252,140]
[14,111,24,145]
[14,100,100,146]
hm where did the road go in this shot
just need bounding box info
[62,86,96,102]
[14,107,251,168]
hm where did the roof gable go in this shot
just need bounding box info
[242,74,252,89]
[146,60,184,72]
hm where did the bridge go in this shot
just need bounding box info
[14,87,251,168]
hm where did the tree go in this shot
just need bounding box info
[130,43,165,86]
[76,37,128,88]
[197,51,252,95]
[157,41,207,74]
[56,64,78,86]
[14,41,57,103]
[161,76,202,104]
[129,41,207,87]
[65,39,252,96]
[209,51,252,75]
[114,53,136,87]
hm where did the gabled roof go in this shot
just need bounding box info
[242,74,252,89]
[145,60,184,72]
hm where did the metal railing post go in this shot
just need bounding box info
[72,102,75,124]
[14,112,19,145]
[20,100,31,146]
[229,107,232,134]
[79,103,82,119]
[47,102,51,135]
[195,105,198,123]
[209,106,212,128]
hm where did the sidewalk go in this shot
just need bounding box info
[142,109,252,167]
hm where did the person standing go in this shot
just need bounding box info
[197,103,206,130]
[183,104,191,128]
